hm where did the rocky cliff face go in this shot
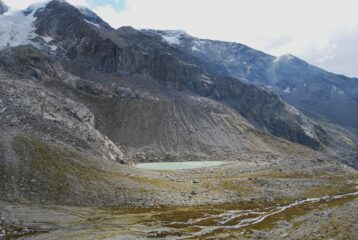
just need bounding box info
[0,46,124,163]
[0,45,64,80]
[213,77,326,149]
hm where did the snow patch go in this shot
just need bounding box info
[281,54,295,60]
[246,65,253,73]
[274,54,294,64]
[302,125,315,138]
[337,89,344,95]
[285,104,300,116]
[42,35,53,43]
[191,40,206,53]
[40,35,57,51]
[194,40,203,46]
[158,30,186,45]
[0,2,48,50]
[331,85,344,95]
[283,87,291,93]
[84,19,100,28]
[162,35,180,45]
[192,46,200,51]
[50,45,58,51]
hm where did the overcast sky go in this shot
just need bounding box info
[5,0,358,78]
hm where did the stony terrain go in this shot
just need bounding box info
[0,165,357,239]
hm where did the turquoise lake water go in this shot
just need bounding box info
[135,161,225,170]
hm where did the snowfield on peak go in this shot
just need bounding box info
[159,31,185,45]
[0,11,36,49]
[0,1,102,51]
[0,2,48,50]
[143,29,188,45]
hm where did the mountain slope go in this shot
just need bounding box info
[24,0,331,150]
[0,44,338,206]
[145,30,358,130]
[2,42,355,208]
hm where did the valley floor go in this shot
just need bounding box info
[0,162,357,240]
[1,192,357,239]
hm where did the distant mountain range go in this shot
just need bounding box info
[143,30,358,130]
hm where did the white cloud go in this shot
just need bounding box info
[93,4,121,24]
[3,0,89,10]
[67,0,89,7]
[303,26,358,77]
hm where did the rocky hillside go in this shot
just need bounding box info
[0,44,309,164]
[0,0,355,160]
[25,0,331,150]
[144,30,358,130]
[0,0,357,206]
[0,43,335,207]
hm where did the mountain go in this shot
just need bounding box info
[29,0,337,151]
[144,30,358,130]
[0,0,336,206]
[0,1,357,239]
[0,0,355,165]
[0,0,321,160]
[0,0,355,202]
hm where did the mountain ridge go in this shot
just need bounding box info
[143,29,358,130]
[0,1,356,160]
[29,0,323,148]
[6,0,356,152]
